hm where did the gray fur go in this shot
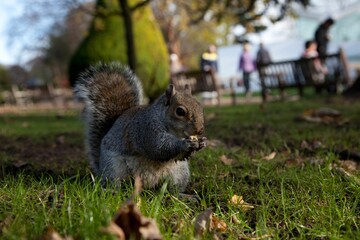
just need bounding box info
[75,62,205,192]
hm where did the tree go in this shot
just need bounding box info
[152,0,225,69]
[151,0,310,70]
[43,3,93,87]
[69,0,169,99]
[180,0,310,28]
[8,65,29,88]
[0,65,11,91]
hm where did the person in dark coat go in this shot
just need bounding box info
[256,43,272,66]
[314,18,335,59]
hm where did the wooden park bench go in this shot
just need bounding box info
[11,85,42,106]
[4,84,73,106]
[257,48,350,102]
[170,69,221,105]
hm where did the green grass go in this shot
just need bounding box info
[1,96,360,239]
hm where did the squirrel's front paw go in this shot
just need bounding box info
[198,137,207,150]
[184,136,206,151]
[184,138,199,151]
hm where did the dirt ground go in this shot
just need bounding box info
[0,133,87,177]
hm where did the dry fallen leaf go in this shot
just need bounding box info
[194,208,228,237]
[262,152,276,161]
[330,163,360,186]
[219,155,234,166]
[41,227,73,240]
[297,108,349,125]
[231,215,240,224]
[105,203,162,240]
[210,215,227,232]
[0,215,13,234]
[194,208,213,237]
[103,175,162,240]
[285,156,306,168]
[230,195,254,211]
[102,222,126,240]
[339,160,359,173]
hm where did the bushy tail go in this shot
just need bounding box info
[75,62,143,174]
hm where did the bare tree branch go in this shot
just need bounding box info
[187,0,215,25]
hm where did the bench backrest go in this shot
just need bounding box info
[258,51,348,89]
[170,69,220,94]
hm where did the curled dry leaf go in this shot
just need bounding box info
[105,203,162,240]
[219,155,234,166]
[230,195,254,211]
[194,208,213,237]
[41,227,73,240]
[0,215,13,234]
[210,215,227,232]
[339,160,359,173]
[297,108,349,125]
[262,152,276,161]
[194,208,228,237]
[231,215,240,224]
[102,222,125,240]
[330,163,360,186]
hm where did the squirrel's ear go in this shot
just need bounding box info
[184,84,192,95]
[165,84,176,105]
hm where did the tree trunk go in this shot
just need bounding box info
[119,0,136,71]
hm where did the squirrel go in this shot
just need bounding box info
[75,62,206,192]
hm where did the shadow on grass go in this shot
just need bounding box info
[0,132,88,181]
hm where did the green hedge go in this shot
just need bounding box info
[69,0,169,99]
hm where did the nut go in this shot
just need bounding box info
[189,135,198,141]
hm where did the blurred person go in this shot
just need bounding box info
[200,44,218,72]
[301,40,328,92]
[239,42,256,96]
[256,43,272,66]
[314,18,335,59]
[170,53,183,75]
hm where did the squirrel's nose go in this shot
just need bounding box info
[197,127,204,135]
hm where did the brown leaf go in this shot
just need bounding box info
[101,222,125,240]
[194,208,213,237]
[297,108,349,125]
[262,152,276,161]
[230,195,254,211]
[230,215,240,224]
[110,203,162,240]
[285,156,306,167]
[219,155,234,166]
[210,215,227,232]
[218,172,230,179]
[41,227,73,240]
[331,163,360,185]
[340,160,359,173]
[0,215,13,234]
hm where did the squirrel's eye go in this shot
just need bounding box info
[175,107,186,117]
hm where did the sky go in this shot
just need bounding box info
[0,1,21,65]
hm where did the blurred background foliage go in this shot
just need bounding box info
[1,0,309,99]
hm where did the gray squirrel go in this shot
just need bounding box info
[75,62,206,192]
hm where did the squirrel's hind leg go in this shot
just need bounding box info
[99,149,131,186]
[167,161,190,193]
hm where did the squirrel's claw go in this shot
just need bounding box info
[184,136,207,152]
[198,137,207,150]
[184,138,200,151]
